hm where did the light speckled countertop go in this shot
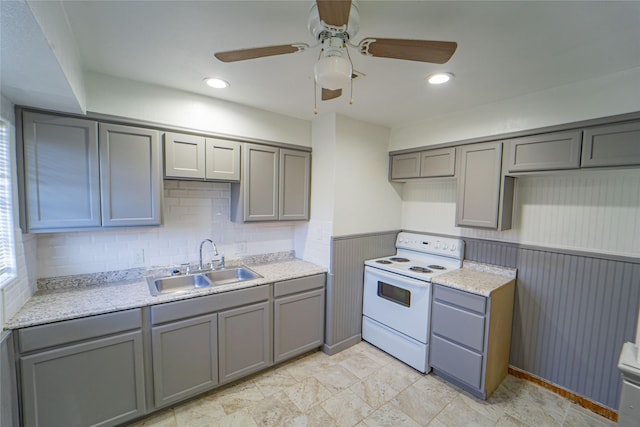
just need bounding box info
[432,260,517,296]
[5,259,326,330]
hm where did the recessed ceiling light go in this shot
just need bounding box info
[427,73,453,85]
[204,77,229,89]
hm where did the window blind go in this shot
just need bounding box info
[0,120,16,286]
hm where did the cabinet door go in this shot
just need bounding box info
[430,334,483,389]
[505,130,582,173]
[581,121,640,168]
[243,144,279,221]
[99,123,162,227]
[205,138,241,181]
[218,301,272,383]
[151,313,218,408]
[456,142,503,229]
[164,132,206,179]
[420,147,455,177]
[279,149,310,220]
[274,289,325,363]
[20,331,145,427]
[390,152,421,180]
[22,112,101,231]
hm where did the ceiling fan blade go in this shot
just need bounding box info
[321,88,342,101]
[316,0,352,28]
[215,44,307,62]
[359,38,457,64]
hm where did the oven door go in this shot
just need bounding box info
[363,266,431,343]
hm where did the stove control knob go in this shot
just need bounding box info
[450,244,457,251]
[442,243,448,250]
[434,241,441,249]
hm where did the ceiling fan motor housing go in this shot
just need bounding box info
[308,1,360,41]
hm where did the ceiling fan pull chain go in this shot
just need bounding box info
[345,46,354,104]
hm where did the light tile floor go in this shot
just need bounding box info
[129,341,615,427]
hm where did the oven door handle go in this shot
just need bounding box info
[364,266,429,289]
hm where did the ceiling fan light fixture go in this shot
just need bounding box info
[427,72,453,85]
[204,77,230,89]
[314,55,352,90]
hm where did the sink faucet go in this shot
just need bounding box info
[198,239,219,271]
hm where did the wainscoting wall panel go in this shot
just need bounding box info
[465,238,640,410]
[325,231,398,354]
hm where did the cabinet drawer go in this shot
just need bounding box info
[581,121,640,168]
[151,285,269,325]
[432,301,485,352]
[18,309,142,353]
[433,285,486,314]
[430,335,483,389]
[274,274,325,297]
[506,130,582,173]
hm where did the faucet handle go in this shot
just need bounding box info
[210,255,225,270]
[181,263,192,275]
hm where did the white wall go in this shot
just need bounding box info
[0,95,37,329]
[332,115,402,236]
[390,67,640,151]
[294,114,336,268]
[86,72,311,147]
[37,181,297,277]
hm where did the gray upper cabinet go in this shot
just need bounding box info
[420,147,455,178]
[21,112,101,231]
[99,123,162,227]
[581,120,640,168]
[390,152,421,179]
[164,132,240,181]
[390,147,455,181]
[232,143,310,222]
[21,112,162,232]
[205,138,241,181]
[455,142,504,229]
[279,149,311,220]
[164,132,206,179]
[505,130,582,173]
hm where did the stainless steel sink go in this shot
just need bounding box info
[147,266,262,296]
[203,267,262,286]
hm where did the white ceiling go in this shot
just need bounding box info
[3,1,640,128]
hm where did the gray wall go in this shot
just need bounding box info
[465,238,640,410]
[324,231,398,354]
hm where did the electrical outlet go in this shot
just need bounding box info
[133,249,144,264]
[238,242,247,254]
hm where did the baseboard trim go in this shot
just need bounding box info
[508,367,618,422]
[322,334,361,356]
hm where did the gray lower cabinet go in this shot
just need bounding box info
[390,147,455,181]
[218,301,272,383]
[581,120,640,168]
[430,283,514,399]
[151,313,218,408]
[455,142,506,229]
[17,309,145,427]
[504,130,582,173]
[231,143,310,222]
[20,111,162,232]
[273,274,325,363]
[164,132,241,181]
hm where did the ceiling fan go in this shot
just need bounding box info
[214,0,457,103]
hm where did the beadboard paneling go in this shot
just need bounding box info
[326,231,398,351]
[402,168,640,258]
[465,239,640,410]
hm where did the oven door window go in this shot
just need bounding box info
[377,281,411,307]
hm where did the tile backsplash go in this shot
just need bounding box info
[36,180,299,278]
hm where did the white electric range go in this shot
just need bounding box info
[362,232,465,373]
